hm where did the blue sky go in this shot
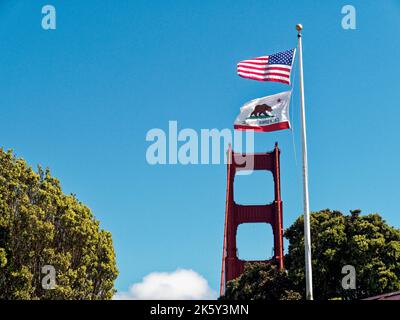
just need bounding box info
[1,0,400,295]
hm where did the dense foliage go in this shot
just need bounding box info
[220,263,301,300]
[0,149,118,299]
[285,209,400,300]
[223,209,400,300]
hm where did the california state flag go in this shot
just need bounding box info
[234,91,291,132]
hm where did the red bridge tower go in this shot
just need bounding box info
[220,143,284,296]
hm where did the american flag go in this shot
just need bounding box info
[237,49,296,85]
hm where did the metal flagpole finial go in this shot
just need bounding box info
[296,24,303,36]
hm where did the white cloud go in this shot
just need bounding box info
[114,269,217,300]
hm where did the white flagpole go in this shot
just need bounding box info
[296,23,313,300]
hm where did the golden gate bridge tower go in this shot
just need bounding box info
[220,143,284,296]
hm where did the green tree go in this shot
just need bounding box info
[285,209,400,299]
[0,149,118,299]
[222,209,400,300]
[221,263,301,300]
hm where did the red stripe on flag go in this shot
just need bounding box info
[265,66,292,72]
[237,74,290,84]
[264,72,290,77]
[266,78,291,85]
[234,121,290,132]
[237,64,268,71]
[237,60,268,66]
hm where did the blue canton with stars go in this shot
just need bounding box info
[268,49,295,66]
